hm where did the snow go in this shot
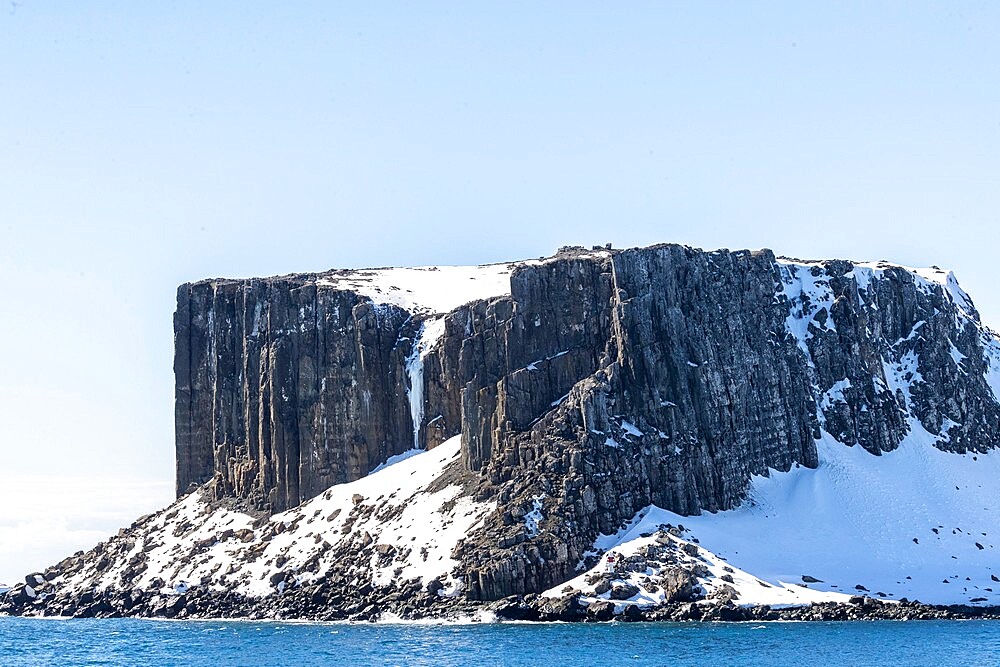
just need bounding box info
[849,261,977,327]
[619,420,643,438]
[939,418,961,442]
[370,448,426,474]
[523,495,546,538]
[985,332,1000,402]
[561,423,1000,607]
[316,264,515,316]
[523,350,570,373]
[776,262,836,362]
[51,437,494,601]
[550,393,570,407]
[778,258,982,364]
[819,378,852,411]
[550,523,853,610]
[262,436,491,596]
[882,350,923,407]
[948,340,967,370]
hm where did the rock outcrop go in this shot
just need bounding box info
[174,277,419,512]
[457,247,1000,599]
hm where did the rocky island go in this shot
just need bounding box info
[4,242,1000,622]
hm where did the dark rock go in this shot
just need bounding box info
[586,599,616,621]
[622,604,644,621]
[661,568,700,603]
[609,583,640,600]
[489,596,539,622]
[539,594,585,622]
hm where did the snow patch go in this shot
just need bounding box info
[948,339,967,371]
[524,495,546,538]
[619,420,643,438]
[316,264,514,316]
[985,332,1000,403]
[777,262,836,363]
[819,378,852,411]
[882,350,923,407]
[608,427,1000,606]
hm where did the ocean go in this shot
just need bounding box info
[1,618,998,666]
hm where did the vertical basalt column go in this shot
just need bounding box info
[174,277,431,512]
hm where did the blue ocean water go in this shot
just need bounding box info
[1,618,999,666]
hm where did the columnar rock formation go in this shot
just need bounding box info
[175,245,1000,524]
[457,247,1000,598]
[174,278,416,511]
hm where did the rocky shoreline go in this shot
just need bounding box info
[3,577,999,623]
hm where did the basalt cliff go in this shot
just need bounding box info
[5,243,1000,622]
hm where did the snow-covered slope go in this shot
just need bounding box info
[553,422,1000,608]
[45,420,1000,613]
[47,437,493,602]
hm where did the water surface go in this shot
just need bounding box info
[1,617,997,666]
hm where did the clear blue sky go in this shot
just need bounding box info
[1,1,999,583]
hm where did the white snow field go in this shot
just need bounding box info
[316,263,515,316]
[550,423,1000,608]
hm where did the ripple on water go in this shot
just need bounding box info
[1,618,999,666]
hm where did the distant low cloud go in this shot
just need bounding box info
[0,476,172,585]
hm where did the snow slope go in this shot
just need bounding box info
[557,423,1000,607]
[54,437,493,601]
[559,251,1000,609]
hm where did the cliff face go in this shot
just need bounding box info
[174,278,417,512]
[458,247,1000,598]
[173,264,517,512]
[170,243,1000,598]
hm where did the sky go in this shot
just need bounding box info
[1,1,999,585]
